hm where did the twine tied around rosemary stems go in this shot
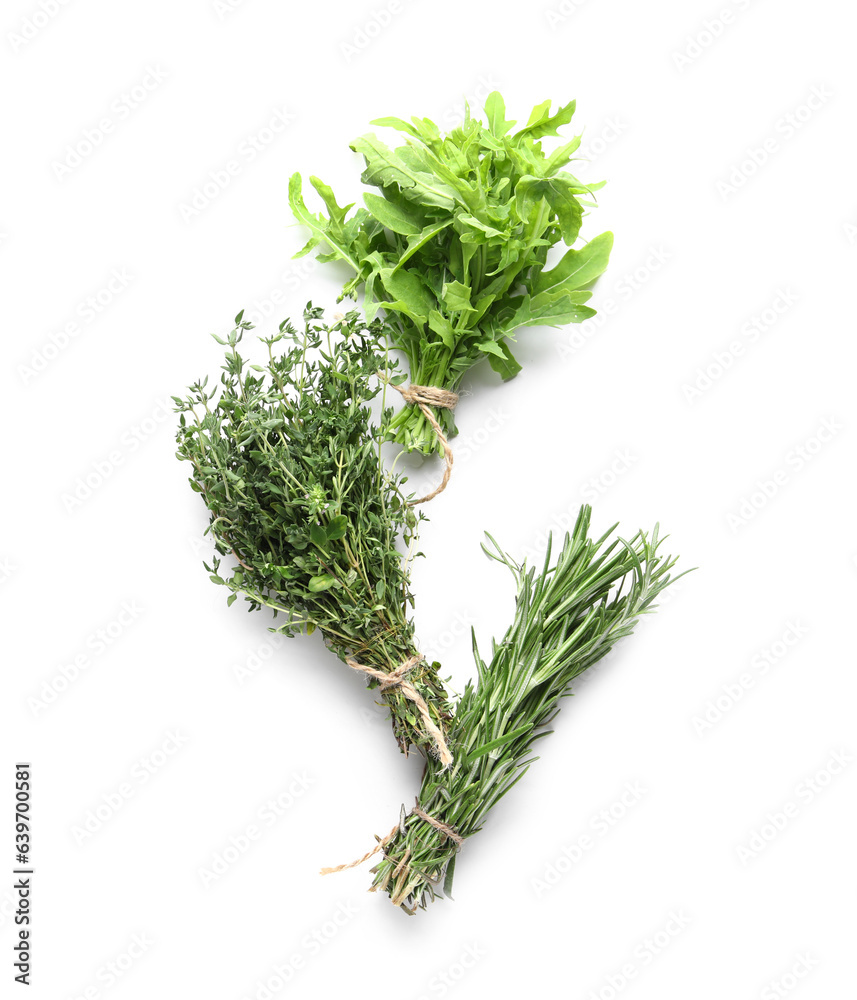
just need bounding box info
[388,381,458,505]
[410,803,464,847]
[346,654,453,766]
[320,799,465,878]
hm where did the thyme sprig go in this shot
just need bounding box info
[174,306,452,758]
[369,507,684,911]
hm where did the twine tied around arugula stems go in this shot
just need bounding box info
[383,374,458,505]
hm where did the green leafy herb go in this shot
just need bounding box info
[174,306,452,758]
[289,92,613,454]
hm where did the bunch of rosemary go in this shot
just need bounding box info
[368,509,682,911]
[174,307,452,759]
[289,92,613,454]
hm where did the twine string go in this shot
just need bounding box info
[389,381,459,505]
[411,801,465,847]
[320,802,465,878]
[319,823,400,877]
[345,654,453,767]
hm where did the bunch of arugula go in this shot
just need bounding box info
[289,92,613,454]
[174,307,452,759]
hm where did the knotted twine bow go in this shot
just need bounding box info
[389,382,459,505]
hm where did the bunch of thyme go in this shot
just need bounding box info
[174,306,452,759]
[367,508,683,911]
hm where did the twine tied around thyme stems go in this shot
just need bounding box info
[320,798,464,877]
[345,654,453,767]
[388,381,459,505]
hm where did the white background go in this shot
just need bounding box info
[2,0,855,997]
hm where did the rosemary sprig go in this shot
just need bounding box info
[368,507,684,911]
[174,306,452,759]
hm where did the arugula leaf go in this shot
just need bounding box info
[351,134,458,210]
[484,338,523,380]
[532,231,614,296]
[369,116,424,140]
[428,310,457,349]
[457,213,506,241]
[544,135,583,174]
[475,338,506,359]
[288,173,360,272]
[500,290,596,335]
[441,280,473,312]
[515,98,577,140]
[363,192,423,235]
[378,268,433,324]
[543,176,585,244]
[484,91,516,138]
[392,220,452,273]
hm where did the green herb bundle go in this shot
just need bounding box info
[289,92,613,454]
[174,307,452,759]
[367,509,682,911]
[178,92,687,917]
